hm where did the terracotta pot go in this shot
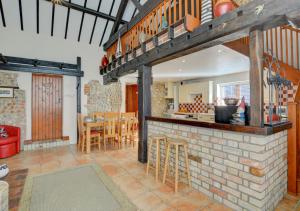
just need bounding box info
[214,0,236,18]
[101,55,109,68]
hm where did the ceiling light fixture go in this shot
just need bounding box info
[218,49,222,53]
[182,59,186,63]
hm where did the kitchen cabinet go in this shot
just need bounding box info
[179,81,212,103]
[165,82,174,99]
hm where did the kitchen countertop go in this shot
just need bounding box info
[146,116,292,136]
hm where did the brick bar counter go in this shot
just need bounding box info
[146,116,292,211]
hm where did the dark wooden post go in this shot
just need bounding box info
[76,57,82,113]
[138,65,152,163]
[249,29,264,127]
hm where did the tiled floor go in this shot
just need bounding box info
[2,143,300,211]
[3,169,28,211]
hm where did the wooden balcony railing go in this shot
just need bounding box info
[265,26,300,70]
[232,26,300,71]
[106,0,203,58]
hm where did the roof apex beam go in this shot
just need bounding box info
[110,0,128,36]
[103,0,163,51]
[45,0,127,24]
[131,0,142,11]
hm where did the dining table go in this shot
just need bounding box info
[83,117,138,153]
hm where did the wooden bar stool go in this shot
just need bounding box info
[163,138,191,193]
[146,135,167,181]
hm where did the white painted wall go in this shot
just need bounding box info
[180,71,249,100]
[0,27,105,144]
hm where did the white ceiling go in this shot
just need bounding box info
[123,45,250,82]
[0,0,140,47]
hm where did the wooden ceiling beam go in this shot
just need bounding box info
[131,0,142,11]
[89,0,102,44]
[36,0,39,33]
[0,0,6,27]
[44,0,127,24]
[64,0,71,39]
[78,0,87,41]
[103,0,163,51]
[0,55,83,77]
[110,0,129,36]
[18,0,24,30]
[103,0,300,84]
[99,0,116,46]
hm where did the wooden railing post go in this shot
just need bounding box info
[249,29,264,127]
[287,102,299,194]
[138,65,152,163]
[76,57,82,113]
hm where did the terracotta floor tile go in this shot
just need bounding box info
[168,197,200,211]
[133,191,163,211]
[152,184,181,202]
[201,202,233,211]
[137,176,163,190]
[3,144,297,211]
[101,164,126,177]
[154,202,177,211]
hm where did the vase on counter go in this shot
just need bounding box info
[214,0,236,17]
[230,96,246,125]
[115,32,122,58]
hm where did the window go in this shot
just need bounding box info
[217,81,250,105]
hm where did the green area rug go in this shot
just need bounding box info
[19,164,136,211]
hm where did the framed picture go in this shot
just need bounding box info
[0,87,14,98]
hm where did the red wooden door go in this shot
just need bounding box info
[126,84,138,113]
[32,74,63,141]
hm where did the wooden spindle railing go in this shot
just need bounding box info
[228,26,300,71]
[106,0,203,58]
[264,26,300,70]
[105,1,299,74]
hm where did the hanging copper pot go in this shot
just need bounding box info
[101,55,109,68]
[214,0,236,18]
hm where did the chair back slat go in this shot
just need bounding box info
[103,112,119,138]
[121,112,136,119]
[77,113,86,136]
[93,112,104,119]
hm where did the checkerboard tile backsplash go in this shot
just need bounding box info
[179,95,208,113]
[278,84,298,106]
[178,83,298,114]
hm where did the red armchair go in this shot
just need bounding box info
[0,125,20,158]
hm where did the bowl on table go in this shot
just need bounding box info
[223,98,239,106]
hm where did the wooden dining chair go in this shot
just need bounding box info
[93,112,104,120]
[77,113,102,152]
[119,117,135,147]
[103,112,120,151]
[121,112,136,119]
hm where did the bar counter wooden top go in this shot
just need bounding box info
[146,116,292,136]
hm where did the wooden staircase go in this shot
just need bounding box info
[225,25,300,195]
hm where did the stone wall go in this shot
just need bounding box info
[151,83,168,117]
[0,72,26,145]
[85,80,122,114]
[148,121,287,211]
